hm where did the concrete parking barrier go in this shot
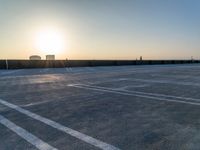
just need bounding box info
[0,59,200,69]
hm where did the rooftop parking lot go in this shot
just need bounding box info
[1,64,200,150]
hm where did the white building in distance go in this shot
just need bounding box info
[29,55,41,60]
[46,55,55,60]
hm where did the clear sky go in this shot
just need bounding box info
[0,0,200,60]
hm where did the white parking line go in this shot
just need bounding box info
[0,70,23,75]
[0,115,57,150]
[68,84,200,106]
[0,99,120,150]
[70,84,200,102]
[130,78,200,87]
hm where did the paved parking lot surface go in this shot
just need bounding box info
[1,64,200,150]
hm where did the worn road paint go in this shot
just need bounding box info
[0,115,57,150]
[68,84,200,106]
[0,99,120,150]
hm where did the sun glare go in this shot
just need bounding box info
[35,28,64,55]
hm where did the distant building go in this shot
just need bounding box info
[46,55,55,60]
[29,55,41,60]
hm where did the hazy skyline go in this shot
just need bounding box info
[0,0,200,60]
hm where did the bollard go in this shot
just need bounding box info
[6,59,9,70]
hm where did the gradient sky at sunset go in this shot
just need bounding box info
[0,0,200,60]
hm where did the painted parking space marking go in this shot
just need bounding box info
[0,114,57,150]
[69,84,200,102]
[130,78,200,87]
[68,84,200,106]
[0,70,23,75]
[0,99,120,150]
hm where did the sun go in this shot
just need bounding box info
[35,28,64,55]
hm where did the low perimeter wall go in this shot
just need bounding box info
[0,60,199,69]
